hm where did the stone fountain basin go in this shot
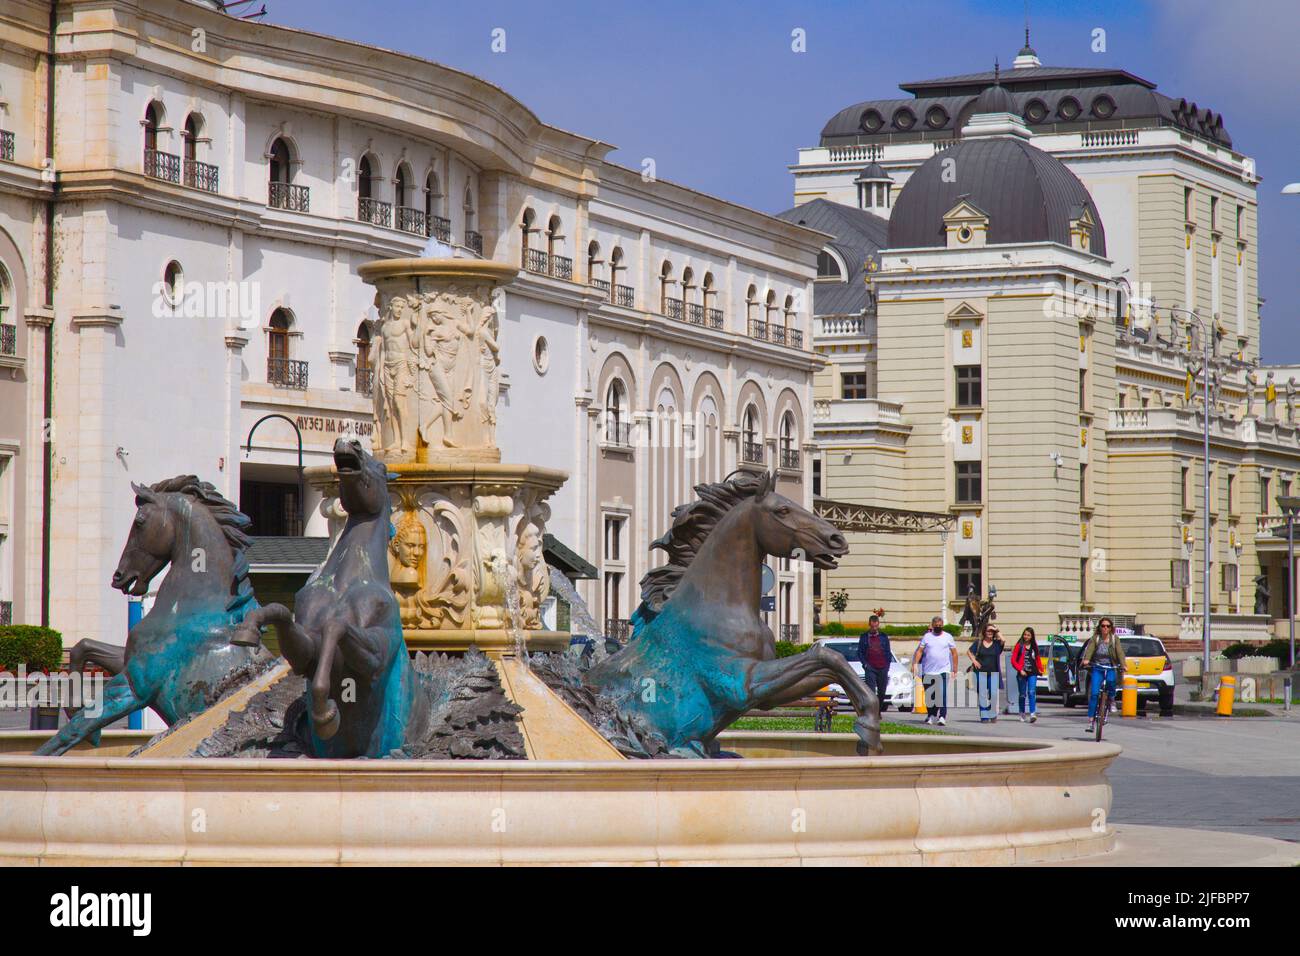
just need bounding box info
[0,730,1116,865]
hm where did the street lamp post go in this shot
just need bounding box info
[1277,496,1300,711]
[243,413,306,535]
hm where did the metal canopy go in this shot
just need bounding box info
[814,497,955,535]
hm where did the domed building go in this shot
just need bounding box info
[788,41,1275,651]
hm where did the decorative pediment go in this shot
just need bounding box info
[946,301,984,324]
[943,197,989,248]
[942,198,990,223]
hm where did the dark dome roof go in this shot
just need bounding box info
[854,162,892,182]
[973,82,1015,115]
[887,137,1106,255]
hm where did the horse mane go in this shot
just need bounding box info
[147,476,257,613]
[638,469,773,613]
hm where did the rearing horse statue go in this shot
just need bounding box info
[584,471,882,757]
[36,477,270,756]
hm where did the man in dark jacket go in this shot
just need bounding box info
[857,615,893,711]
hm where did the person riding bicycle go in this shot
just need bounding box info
[1079,617,1126,735]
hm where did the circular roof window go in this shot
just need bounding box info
[1057,97,1082,121]
[1091,95,1116,119]
[892,108,916,131]
[1023,99,1048,124]
[925,105,949,129]
[860,109,884,133]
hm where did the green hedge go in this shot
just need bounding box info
[774,640,811,658]
[0,625,64,671]
[815,622,960,638]
[1221,639,1293,663]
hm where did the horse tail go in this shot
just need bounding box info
[226,547,259,616]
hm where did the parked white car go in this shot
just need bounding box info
[816,637,914,710]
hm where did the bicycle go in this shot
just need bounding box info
[1085,663,1120,742]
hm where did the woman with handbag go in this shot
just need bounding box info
[967,625,1004,723]
[1011,627,1040,723]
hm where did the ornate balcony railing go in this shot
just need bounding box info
[780,448,800,470]
[591,277,611,298]
[267,357,309,390]
[706,307,724,329]
[525,248,550,275]
[603,420,632,447]
[606,618,633,642]
[551,255,573,281]
[428,214,451,242]
[397,206,426,236]
[268,181,310,211]
[183,158,219,193]
[358,197,392,228]
[779,624,800,643]
[0,324,15,357]
[818,316,867,337]
[789,328,804,349]
[770,325,788,346]
[465,230,483,255]
[144,148,181,184]
[664,299,684,321]
[355,366,374,397]
[686,303,705,326]
[614,284,635,308]
[0,130,13,162]
[742,441,764,464]
[748,319,769,341]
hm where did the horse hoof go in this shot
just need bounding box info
[313,700,340,740]
[854,715,884,756]
[229,624,262,648]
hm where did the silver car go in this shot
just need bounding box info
[816,637,914,710]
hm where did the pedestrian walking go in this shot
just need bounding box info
[968,624,1004,722]
[912,616,957,726]
[857,615,893,712]
[1011,627,1040,723]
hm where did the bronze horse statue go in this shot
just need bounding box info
[37,477,270,756]
[584,470,882,757]
[231,437,417,758]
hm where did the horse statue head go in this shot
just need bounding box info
[743,472,848,570]
[333,436,390,522]
[113,476,254,613]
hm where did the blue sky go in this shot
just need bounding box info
[257,0,1300,361]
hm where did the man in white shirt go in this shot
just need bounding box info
[912,616,958,726]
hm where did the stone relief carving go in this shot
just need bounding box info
[388,490,473,630]
[513,492,552,630]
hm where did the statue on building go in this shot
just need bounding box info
[1254,572,1270,617]
[374,293,420,460]
[1246,370,1257,418]
[1265,370,1278,420]
[1287,377,1296,424]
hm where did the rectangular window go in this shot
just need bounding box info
[1080,463,1088,509]
[1222,563,1239,593]
[1227,473,1235,515]
[603,516,623,561]
[1210,196,1218,231]
[955,461,982,504]
[604,571,624,621]
[812,456,822,497]
[1262,475,1272,514]
[1184,186,1193,222]
[955,365,982,407]
[1171,559,1191,590]
[1080,557,1089,604]
[1079,368,1088,411]
[841,372,868,400]
[1181,465,1191,511]
[956,557,982,599]
[1236,205,1244,239]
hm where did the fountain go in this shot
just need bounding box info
[0,257,1121,864]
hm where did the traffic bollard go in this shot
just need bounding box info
[1121,675,1138,717]
[1216,675,1236,717]
[914,676,927,716]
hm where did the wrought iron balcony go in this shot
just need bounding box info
[591,277,611,298]
[397,206,426,236]
[664,299,684,321]
[268,181,310,211]
[183,158,219,193]
[748,319,769,341]
[788,328,804,349]
[687,303,705,325]
[465,230,483,255]
[428,214,451,242]
[780,448,801,470]
[742,441,764,464]
[603,420,632,447]
[355,366,374,397]
[770,325,788,346]
[614,284,635,308]
[552,255,573,280]
[779,624,800,642]
[525,248,550,275]
[0,130,14,162]
[606,618,632,641]
[358,197,392,228]
[706,307,724,329]
[0,324,15,357]
[267,357,309,390]
[144,148,181,184]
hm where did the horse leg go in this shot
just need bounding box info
[309,618,347,740]
[33,672,150,757]
[69,639,125,677]
[747,645,882,755]
[231,603,318,673]
[336,622,390,685]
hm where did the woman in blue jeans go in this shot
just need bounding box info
[967,625,1004,722]
[1081,617,1127,734]
[1011,627,1040,723]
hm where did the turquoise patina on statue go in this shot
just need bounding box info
[36,478,271,756]
[583,471,882,758]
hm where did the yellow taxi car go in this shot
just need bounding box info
[1119,635,1176,716]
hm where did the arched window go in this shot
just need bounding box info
[746,284,758,320]
[143,102,177,182]
[546,215,563,257]
[357,154,388,226]
[659,261,676,316]
[268,309,291,362]
[702,272,718,327]
[180,113,215,192]
[680,267,695,322]
[163,260,184,310]
[355,321,373,396]
[783,294,795,330]
[394,163,409,209]
[587,240,602,288]
[0,264,12,358]
[765,290,778,325]
[609,247,625,305]
[816,250,842,279]
[780,411,798,469]
[267,136,306,211]
[266,308,303,387]
[463,185,477,249]
[606,379,628,445]
[269,137,291,184]
[144,102,162,154]
[742,405,762,464]
[358,155,374,201]
[522,208,539,270]
[425,172,447,240]
[182,114,199,165]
